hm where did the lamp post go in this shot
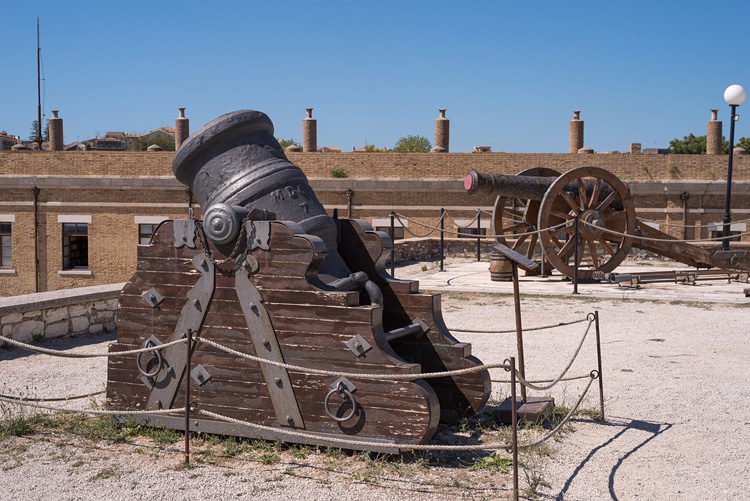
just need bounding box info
[722,84,746,250]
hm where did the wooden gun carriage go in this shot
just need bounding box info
[465,166,750,281]
[106,111,491,452]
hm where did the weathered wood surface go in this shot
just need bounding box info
[107,220,443,446]
[337,219,492,422]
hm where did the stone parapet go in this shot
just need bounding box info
[0,283,124,342]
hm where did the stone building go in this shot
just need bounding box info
[1,148,749,296]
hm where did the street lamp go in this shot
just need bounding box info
[722,84,746,250]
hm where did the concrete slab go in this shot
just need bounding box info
[409,259,750,304]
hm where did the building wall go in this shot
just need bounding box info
[1,150,749,296]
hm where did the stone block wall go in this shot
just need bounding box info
[0,283,123,343]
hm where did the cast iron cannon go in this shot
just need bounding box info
[465,166,750,281]
[106,110,490,452]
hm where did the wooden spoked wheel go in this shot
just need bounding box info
[492,168,560,273]
[537,166,636,281]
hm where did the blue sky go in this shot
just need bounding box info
[2,0,750,153]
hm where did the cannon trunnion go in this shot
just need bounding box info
[106,111,490,452]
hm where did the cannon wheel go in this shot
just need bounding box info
[492,167,560,273]
[537,166,636,281]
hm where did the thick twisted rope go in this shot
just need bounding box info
[444,209,481,229]
[198,337,508,380]
[0,391,105,402]
[393,212,570,239]
[638,215,750,228]
[509,315,594,391]
[0,395,182,416]
[449,317,588,334]
[0,334,187,358]
[581,219,750,243]
[195,373,596,451]
[393,212,445,238]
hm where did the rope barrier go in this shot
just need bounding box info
[637,215,750,229]
[511,316,594,392]
[444,209,481,229]
[0,390,105,402]
[393,212,570,239]
[198,337,508,380]
[580,219,750,244]
[0,395,182,416]
[195,373,596,452]
[0,334,187,358]
[449,317,588,334]
[394,212,445,238]
[491,374,591,384]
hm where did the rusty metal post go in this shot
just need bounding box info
[512,263,527,403]
[390,212,395,277]
[440,208,445,271]
[510,356,519,501]
[573,214,580,294]
[184,329,193,465]
[476,211,481,261]
[594,311,605,422]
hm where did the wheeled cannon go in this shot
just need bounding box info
[465,166,750,281]
[106,110,490,452]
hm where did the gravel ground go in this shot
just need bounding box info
[1,262,748,500]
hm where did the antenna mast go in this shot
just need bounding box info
[36,17,43,150]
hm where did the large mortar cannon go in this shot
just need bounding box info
[106,111,490,452]
[465,166,750,281]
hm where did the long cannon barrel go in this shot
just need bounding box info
[464,169,622,211]
[464,171,557,199]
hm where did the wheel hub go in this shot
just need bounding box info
[579,209,604,239]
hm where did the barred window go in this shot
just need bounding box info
[0,223,11,268]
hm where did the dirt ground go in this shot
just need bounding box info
[1,262,748,500]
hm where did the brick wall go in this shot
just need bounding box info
[1,150,750,296]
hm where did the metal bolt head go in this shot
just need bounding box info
[262,339,271,350]
[275,377,282,387]
[286,415,294,425]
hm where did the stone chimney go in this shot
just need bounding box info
[433,109,449,152]
[303,108,317,152]
[707,109,722,155]
[49,110,63,151]
[630,143,641,154]
[569,110,583,153]
[175,107,189,150]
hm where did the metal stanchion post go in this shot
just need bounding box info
[512,263,527,404]
[184,329,194,465]
[573,214,580,294]
[477,211,481,261]
[440,208,445,272]
[594,311,605,422]
[391,212,396,278]
[510,356,519,501]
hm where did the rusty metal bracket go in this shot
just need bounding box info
[345,334,372,357]
[141,288,164,308]
[190,365,212,386]
[245,220,271,251]
[146,254,214,411]
[235,264,304,429]
[173,220,196,248]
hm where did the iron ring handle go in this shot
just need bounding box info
[136,341,163,378]
[324,384,357,422]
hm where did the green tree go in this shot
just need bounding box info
[737,137,750,153]
[28,120,49,142]
[277,138,300,150]
[132,136,175,151]
[669,133,728,154]
[393,135,431,153]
